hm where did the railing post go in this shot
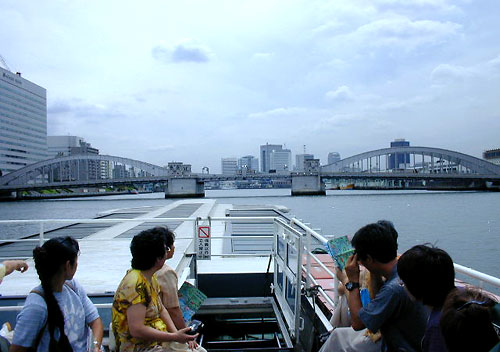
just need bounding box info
[305,228,312,291]
[39,223,44,246]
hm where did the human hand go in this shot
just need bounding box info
[3,260,29,276]
[188,340,198,350]
[335,267,347,285]
[345,254,360,283]
[174,327,198,343]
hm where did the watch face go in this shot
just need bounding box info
[346,282,359,291]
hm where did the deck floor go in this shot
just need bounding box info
[0,200,216,296]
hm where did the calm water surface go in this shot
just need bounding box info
[1,190,499,281]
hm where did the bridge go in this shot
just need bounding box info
[1,146,499,199]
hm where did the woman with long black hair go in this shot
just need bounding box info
[10,236,103,352]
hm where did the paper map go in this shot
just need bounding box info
[325,235,355,271]
[178,281,207,323]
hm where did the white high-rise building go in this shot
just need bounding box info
[0,67,47,175]
[260,144,283,173]
[270,149,292,172]
[221,157,238,175]
[328,152,341,165]
[295,154,314,171]
[47,136,98,158]
[238,155,259,172]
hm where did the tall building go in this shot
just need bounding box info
[389,139,411,169]
[260,144,283,173]
[47,136,99,158]
[0,67,47,175]
[295,154,314,171]
[238,155,259,172]
[327,152,341,165]
[47,136,100,180]
[269,149,292,172]
[221,157,238,175]
[483,148,500,165]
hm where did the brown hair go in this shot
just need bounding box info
[440,288,499,352]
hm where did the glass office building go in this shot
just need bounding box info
[0,67,47,175]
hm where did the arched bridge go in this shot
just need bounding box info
[321,146,500,175]
[0,154,168,190]
[1,146,500,197]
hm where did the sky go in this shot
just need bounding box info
[1,0,499,172]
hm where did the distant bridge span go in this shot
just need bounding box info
[1,146,500,197]
[321,146,500,175]
[0,154,168,188]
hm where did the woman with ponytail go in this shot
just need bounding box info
[10,236,103,352]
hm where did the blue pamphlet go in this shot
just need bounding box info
[325,235,355,271]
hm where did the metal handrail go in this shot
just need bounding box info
[1,216,499,309]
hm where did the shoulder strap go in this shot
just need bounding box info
[27,290,47,352]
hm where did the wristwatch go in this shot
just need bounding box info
[345,282,360,291]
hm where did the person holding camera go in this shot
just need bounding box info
[112,229,197,352]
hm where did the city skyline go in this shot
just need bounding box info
[1,1,499,173]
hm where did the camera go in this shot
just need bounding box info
[187,320,203,335]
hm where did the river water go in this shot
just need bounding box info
[1,190,499,282]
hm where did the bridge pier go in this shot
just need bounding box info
[164,178,205,198]
[291,174,325,196]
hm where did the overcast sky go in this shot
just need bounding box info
[1,0,499,172]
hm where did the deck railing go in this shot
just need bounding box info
[1,216,499,313]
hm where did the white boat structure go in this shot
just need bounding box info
[0,199,499,351]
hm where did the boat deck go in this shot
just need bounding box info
[0,199,217,296]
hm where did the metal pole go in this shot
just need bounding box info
[306,230,312,290]
[39,223,45,246]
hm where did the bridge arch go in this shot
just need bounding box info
[0,154,168,187]
[321,146,500,175]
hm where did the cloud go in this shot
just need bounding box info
[352,15,462,51]
[430,53,500,84]
[379,95,432,110]
[373,0,462,14]
[325,85,354,101]
[48,99,123,119]
[152,40,212,63]
[430,63,475,82]
[248,107,308,119]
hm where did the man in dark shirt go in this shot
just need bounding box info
[344,222,428,352]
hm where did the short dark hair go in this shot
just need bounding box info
[151,226,175,249]
[130,229,166,270]
[351,222,398,263]
[376,220,398,247]
[440,288,499,352]
[397,245,455,307]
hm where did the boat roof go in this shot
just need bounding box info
[0,199,276,296]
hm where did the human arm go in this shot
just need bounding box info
[167,306,187,330]
[160,305,178,333]
[344,254,365,330]
[9,345,28,352]
[127,304,196,343]
[2,260,29,277]
[89,317,104,352]
[166,306,200,350]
